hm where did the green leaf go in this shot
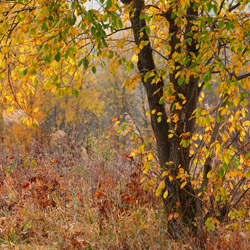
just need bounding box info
[38,44,43,51]
[143,162,154,174]
[204,74,210,83]
[118,19,123,28]
[159,96,164,105]
[65,49,70,59]
[219,20,225,29]
[68,13,76,26]
[218,167,224,179]
[44,43,49,50]
[3,21,8,29]
[92,66,96,74]
[216,116,220,123]
[42,22,48,32]
[156,180,165,197]
[246,152,250,159]
[145,26,150,36]
[244,170,250,178]
[206,83,211,92]
[72,89,79,98]
[108,51,114,59]
[78,59,84,67]
[187,38,192,45]
[55,51,61,62]
[33,77,38,85]
[29,68,37,75]
[106,0,112,9]
[21,68,28,76]
[206,115,210,125]
[91,26,96,36]
[69,46,77,54]
[117,123,127,133]
[213,5,218,14]
[178,76,184,85]
[144,183,149,191]
[195,109,201,118]
[83,59,89,69]
[180,139,190,148]
[53,75,59,82]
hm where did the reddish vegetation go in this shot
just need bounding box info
[0,133,249,249]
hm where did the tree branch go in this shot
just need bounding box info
[236,72,250,81]
[199,94,229,196]
[228,3,241,12]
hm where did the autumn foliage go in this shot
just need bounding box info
[1,0,250,249]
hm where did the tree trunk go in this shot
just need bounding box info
[120,0,200,237]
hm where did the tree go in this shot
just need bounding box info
[117,0,250,236]
[1,0,250,239]
[120,0,199,234]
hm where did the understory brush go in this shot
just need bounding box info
[0,136,249,249]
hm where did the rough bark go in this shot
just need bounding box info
[121,0,171,167]
[120,0,200,237]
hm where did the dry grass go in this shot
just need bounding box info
[0,136,249,250]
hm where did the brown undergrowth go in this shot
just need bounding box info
[0,135,249,249]
[0,135,173,250]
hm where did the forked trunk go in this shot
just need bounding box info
[120,0,201,237]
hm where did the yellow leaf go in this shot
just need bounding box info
[224,155,230,165]
[178,93,185,100]
[233,94,240,107]
[221,134,227,142]
[176,102,182,110]
[220,107,227,116]
[242,108,246,118]
[140,177,145,183]
[207,171,211,178]
[180,181,187,189]
[162,171,169,177]
[132,54,138,63]
[147,152,153,160]
[139,42,144,50]
[117,39,126,48]
[243,121,250,127]
[19,46,24,53]
[129,152,135,157]
[158,180,165,190]
[163,189,168,199]
[238,165,244,170]
[168,133,174,138]
[174,212,179,219]
[172,51,178,60]
[215,143,220,157]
